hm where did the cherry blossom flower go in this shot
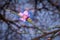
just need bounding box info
[18,10,30,22]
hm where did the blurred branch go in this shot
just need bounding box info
[48,0,60,11]
[0,13,46,34]
[34,0,37,16]
[0,13,20,28]
[32,29,60,40]
[0,0,11,10]
[48,26,60,30]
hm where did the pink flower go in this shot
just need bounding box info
[18,10,29,22]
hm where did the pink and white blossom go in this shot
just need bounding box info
[18,10,30,22]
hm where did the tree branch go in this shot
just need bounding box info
[32,29,60,40]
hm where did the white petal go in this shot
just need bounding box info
[18,12,23,16]
[23,11,28,15]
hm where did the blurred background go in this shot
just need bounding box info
[0,0,60,40]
